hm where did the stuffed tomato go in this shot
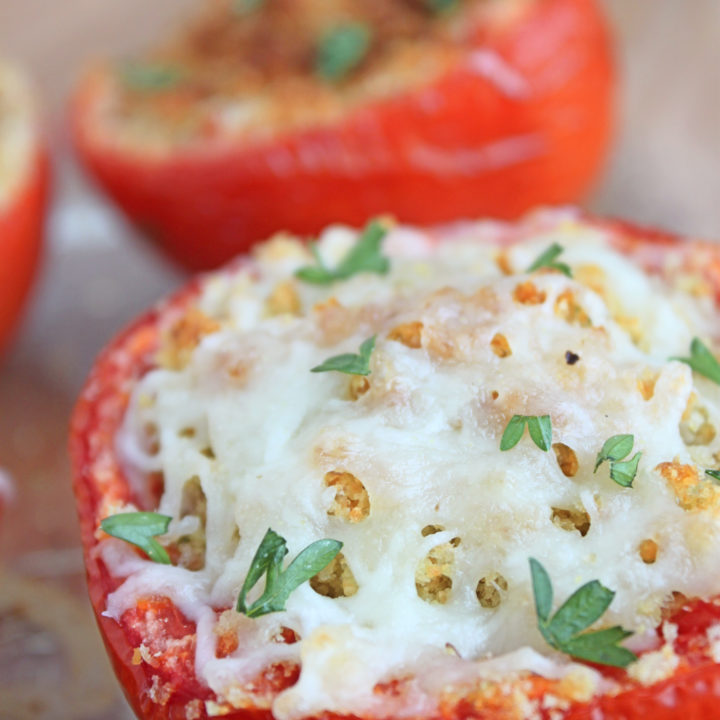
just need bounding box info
[0,63,49,353]
[72,0,613,271]
[71,208,720,719]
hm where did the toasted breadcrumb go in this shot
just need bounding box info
[639,539,658,564]
[637,370,658,401]
[214,609,241,659]
[158,308,221,370]
[656,461,719,511]
[554,290,591,327]
[266,280,301,316]
[627,644,678,685]
[513,281,546,305]
[416,540,458,604]
[310,552,358,598]
[490,332,512,358]
[388,321,423,349]
[552,443,579,477]
[325,471,370,522]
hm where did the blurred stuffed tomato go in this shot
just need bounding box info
[0,63,48,353]
[72,0,613,271]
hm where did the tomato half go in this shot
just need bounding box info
[0,66,49,354]
[70,214,720,719]
[72,0,613,271]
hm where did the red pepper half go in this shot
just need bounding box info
[72,0,613,271]
[70,213,720,719]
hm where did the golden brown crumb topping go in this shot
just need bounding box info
[157,308,221,371]
[98,0,532,149]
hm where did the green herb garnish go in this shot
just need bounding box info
[610,453,642,488]
[120,63,183,92]
[311,336,376,376]
[594,434,641,488]
[594,435,633,471]
[425,0,460,12]
[671,338,720,385]
[315,23,372,82]
[706,469,720,484]
[527,243,572,278]
[100,512,172,564]
[296,220,389,285]
[237,528,342,618]
[500,415,552,452]
[529,558,637,668]
[232,0,264,16]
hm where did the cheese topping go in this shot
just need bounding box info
[109,209,720,718]
[0,63,36,209]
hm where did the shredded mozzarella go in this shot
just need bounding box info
[109,209,720,718]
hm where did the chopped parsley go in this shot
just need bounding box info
[500,415,552,452]
[527,243,572,278]
[237,529,342,618]
[119,63,183,92]
[529,558,637,668]
[232,0,264,15]
[594,435,641,488]
[671,338,720,385]
[425,0,460,12]
[100,511,172,564]
[609,453,642,488]
[311,336,376,376]
[315,23,372,82]
[705,469,720,484]
[296,220,389,285]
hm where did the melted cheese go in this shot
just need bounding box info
[108,209,720,718]
[0,63,36,209]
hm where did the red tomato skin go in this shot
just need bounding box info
[0,148,49,353]
[72,0,613,271]
[70,216,720,719]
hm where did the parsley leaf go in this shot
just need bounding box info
[527,416,552,451]
[500,415,526,451]
[120,63,183,92]
[311,336,376,376]
[425,0,460,12]
[527,243,572,278]
[529,558,636,668]
[560,627,635,667]
[237,529,342,618]
[594,434,634,472]
[232,0,264,15]
[315,23,372,82]
[296,220,389,285]
[610,452,642,488]
[705,469,720,484]
[594,435,640,487]
[500,415,552,452]
[295,245,333,284]
[100,512,172,564]
[671,338,720,385]
[529,558,553,623]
